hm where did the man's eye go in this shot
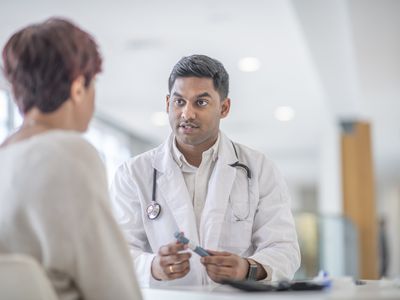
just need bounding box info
[174,99,185,106]
[197,99,208,107]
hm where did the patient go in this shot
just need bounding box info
[0,18,142,300]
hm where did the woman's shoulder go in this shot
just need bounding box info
[36,130,100,163]
[0,130,108,221]
[0,129,105,177]
[42,130,97,153]
[42,130,106,178]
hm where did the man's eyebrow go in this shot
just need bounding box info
[196,92,212,98]
[171,92,212,98]
[172,92,183,97]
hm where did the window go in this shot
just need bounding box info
[0,90,9,142]
[85,122,133,184]
[85,116,154,184]
[0,90,154,183]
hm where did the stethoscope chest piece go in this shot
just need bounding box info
[147,201,161,220]
[147,168,161,220]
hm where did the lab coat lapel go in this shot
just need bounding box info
[201,133,238,250]
[153,134,199,245]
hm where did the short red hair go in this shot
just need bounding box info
[2,18,102,113]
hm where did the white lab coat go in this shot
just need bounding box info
[110,132,300,287]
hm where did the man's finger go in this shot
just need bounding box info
[205,264,233,277]
[159,242,188,256]
[207,249,231,256]
[160,252,192,266]
[165,262,190,280]
[201,255,234,266]
[167,261,190,274]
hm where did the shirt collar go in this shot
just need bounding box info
[172,133,220,169]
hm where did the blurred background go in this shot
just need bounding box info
[0,0,399,280]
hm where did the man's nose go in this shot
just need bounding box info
[182,103,196,120]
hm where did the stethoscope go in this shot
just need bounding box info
[146,142,252,221]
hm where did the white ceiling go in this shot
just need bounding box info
[0,0,399,186]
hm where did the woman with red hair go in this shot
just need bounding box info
[0,18,142,300]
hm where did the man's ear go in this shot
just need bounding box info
[166,94,170,113]
[70,75,86,104]
[220,98,231,118]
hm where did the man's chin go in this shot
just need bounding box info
[176,134,201,147]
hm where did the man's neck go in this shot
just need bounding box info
[176,136,218,167]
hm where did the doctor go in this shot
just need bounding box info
[111,54,300,287]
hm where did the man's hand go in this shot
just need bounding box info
[151,242,192,281]
[200,250,249,283]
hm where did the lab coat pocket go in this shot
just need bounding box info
[219,175,254,254]
[219,217,253,255]
[220,169,255,255]
[228,168,253,221]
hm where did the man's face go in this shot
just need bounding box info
[166,77,230,150]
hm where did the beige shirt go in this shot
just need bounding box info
[0,130,142,300]
[172,135,220,232]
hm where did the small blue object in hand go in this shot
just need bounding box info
[174,231,211,257]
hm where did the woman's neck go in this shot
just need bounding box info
[23,105,74,130]
[0,105,75,148]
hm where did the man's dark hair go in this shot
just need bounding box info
[168,54,229,100]
[2,18,102,113]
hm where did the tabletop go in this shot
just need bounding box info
[141,279,400,300]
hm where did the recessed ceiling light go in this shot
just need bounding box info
[238,57,260,72]
[126,38,163,51]
[151,111,169,127]
[274,106,295,122]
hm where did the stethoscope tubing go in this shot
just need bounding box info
[147,141,251,220]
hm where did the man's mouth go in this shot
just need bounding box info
[179,123,199,129]
[178,122,199,133]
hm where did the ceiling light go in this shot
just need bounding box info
[151,111,169,127]
[274,106,295,122]
[126,38,162,51]
[238,57,260,72]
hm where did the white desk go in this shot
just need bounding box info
[142,280,400,300]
